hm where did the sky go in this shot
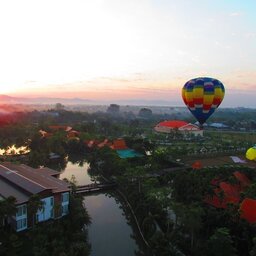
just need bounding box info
[0,0,256,107]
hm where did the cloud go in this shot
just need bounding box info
[245,33,256,38]
[230,12,243,17]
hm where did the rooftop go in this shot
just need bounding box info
[156,120,188,128]
[0,163,70,204]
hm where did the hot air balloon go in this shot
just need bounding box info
[182,77,225,128]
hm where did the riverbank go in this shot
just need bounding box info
[84,193,146,256]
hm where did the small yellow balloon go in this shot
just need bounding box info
[246,147,256,161]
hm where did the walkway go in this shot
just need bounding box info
[75,182,117,194]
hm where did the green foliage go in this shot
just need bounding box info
[243,183,256,199]
[207,228,237,256]
[0,194,91,256]
[250,237,256,256]
[0,196,17,225]
[27,194,44,227]
[2,108,256,256]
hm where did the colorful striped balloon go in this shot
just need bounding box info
[182,77,225,125]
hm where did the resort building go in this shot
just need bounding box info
[154,120,203,136]
[0,162,70,232]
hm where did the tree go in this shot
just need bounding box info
[126,166,146,193]
[27,194,44,227]
[250,237,256,256]
[207,228,237,256]
[0,196,16,227]
[55,103,65,111]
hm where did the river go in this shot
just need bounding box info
[60,160,145,256]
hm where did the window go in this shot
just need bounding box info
[16,205,27,218]
[17,218,27,231]
[50,197,54,206]
[61,193,69,203]
[61,204,69,215]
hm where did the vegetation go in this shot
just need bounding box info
[1,107,256,255]
[0,194,91,256]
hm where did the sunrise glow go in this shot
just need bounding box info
[0,0,255,107]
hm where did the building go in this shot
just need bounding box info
[106,104,120,114]
[0,162,70,232]
[154,120,203,136]
[240,198,256,223]
[110,138,128,150]
[209,122,229,129]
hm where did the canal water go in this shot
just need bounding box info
[59,161,92,186]
[84,194,140,256]
[60,160,144,256]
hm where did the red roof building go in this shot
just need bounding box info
[205,182,241,209]
[219,182,241,204]
[205,172,251,210]
[192,161,203,170]
[156,120,188,128]
[67,130,80,139]
[205,194,227,209]
[39,130,53,138]
[110,139,128,150]
[233,171,251,188]
[205,172,256,224]
[97,139,109,148]
[240,198,256,223]
[154,120,203,136]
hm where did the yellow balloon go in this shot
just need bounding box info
[246,147,256,161]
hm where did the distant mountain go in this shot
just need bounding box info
[27,97,92,104]
[0,94,27,102]
[0,94,178,106]
[0,95,92,104]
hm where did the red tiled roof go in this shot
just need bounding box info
[98,139,109,148]
[157,120,188,128]
[39,130,53,138]
[205,195,227,209]
[67,130,80,138]
[240,198,256,223]
[85,140,101,148]
[219,182,240,203]
[111,139,128,150]
[205,182,240,209]
[233,171,251,187]
[220,182,240,196]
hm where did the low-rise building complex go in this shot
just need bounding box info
[154,120,203,136]
[0,162,70,232]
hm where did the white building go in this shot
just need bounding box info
[154,120,203,136]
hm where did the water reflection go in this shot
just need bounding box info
[0,145,30,155]
[84,194,139,256]
[59,161,93,186]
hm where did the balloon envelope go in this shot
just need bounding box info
[246,147,256,161]
[182,77,225,125]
